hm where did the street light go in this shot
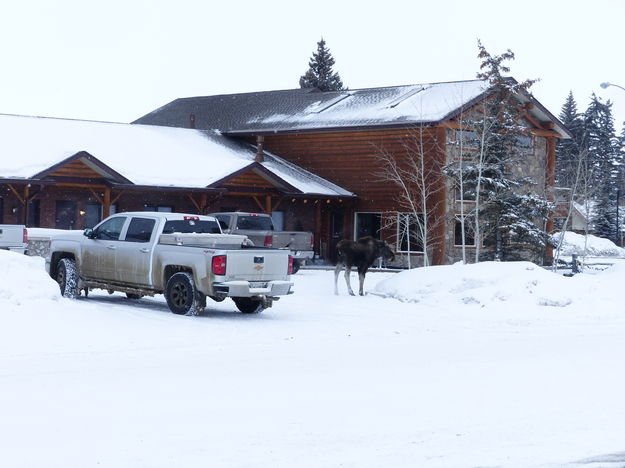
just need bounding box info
[600,82,625,92]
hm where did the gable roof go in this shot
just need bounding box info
[133,79,571,138]
[0,113,353,196]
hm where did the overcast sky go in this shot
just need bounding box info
[0,0,623,130]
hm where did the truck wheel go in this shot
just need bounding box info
[233,297,264,314]
[291,259,301,274]
[57,258,79,299]
[165,272,203,315]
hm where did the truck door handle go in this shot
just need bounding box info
[107,245,116,250]
[140,248,150,253]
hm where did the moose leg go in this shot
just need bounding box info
[334,263,343,295]
[358,266,367,296]
[344,267,355,296]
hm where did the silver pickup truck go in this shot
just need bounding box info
[211,212,314,273]
[46,212,294,315]
[0,224,27,254]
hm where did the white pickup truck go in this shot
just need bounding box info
[0,224,27,254]
[46,212,294,315]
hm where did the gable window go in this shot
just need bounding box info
[454,215,476,246]
[355,212,381,240]
[396,213,424,253]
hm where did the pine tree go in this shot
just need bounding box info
[584,94,622,240]
[555,91,584,189]
[299,38,344,92]
[449,41,552,262]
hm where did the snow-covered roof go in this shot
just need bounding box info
[0,113,353,196]
[133,79,571,138]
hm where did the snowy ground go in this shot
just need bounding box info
[2,251,625,467]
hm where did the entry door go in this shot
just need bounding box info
[56,201,77,230]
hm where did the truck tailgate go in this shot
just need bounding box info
[225,249,288,280]
[0,225,25,248]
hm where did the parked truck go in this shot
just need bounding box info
[0,224,28,254]
[210,212,314,273]
[46,212,294,315]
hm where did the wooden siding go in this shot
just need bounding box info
[262,128,445,212]
[220,169,276,190]
[47,159,106,180]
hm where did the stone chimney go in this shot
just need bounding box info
[255,135,265,162]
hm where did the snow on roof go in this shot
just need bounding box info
[246,80,489,131]
[134,80,490,134]
[0,113,352,196]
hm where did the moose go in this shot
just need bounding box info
[334,236,395,296]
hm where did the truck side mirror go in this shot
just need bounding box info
[84,228,94,238]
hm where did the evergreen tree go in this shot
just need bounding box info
[555,91,584,189]
[584,94,622,239]
[299,38,344,92]
[447,41,552,262]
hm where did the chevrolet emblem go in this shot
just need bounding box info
[254,265,264,271]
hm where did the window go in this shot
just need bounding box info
[162,219,221,234]
[396,213,424,253]
[144,205,173,212]
[0,198,3,224]
[124,217,156,243]
[85,203,102,229]
[454,216,476,246]
[214,214,231,231]
[236,215,273,231]
[355,213,381,239]
[452,130,480,149]
[93,217,126,240]
[27,200,40,227]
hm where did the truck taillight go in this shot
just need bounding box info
[310,233,314,250]
[23,228,28,244]
[288,255,294,275]
[212,255,227,275]
[264,235,273,247]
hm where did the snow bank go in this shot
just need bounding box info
[373,261,587,308]
[0,250,60,306]
[552,231,625,258]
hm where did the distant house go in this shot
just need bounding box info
[134,79,571,264]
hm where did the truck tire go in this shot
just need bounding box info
[57,258,79,299]
[165,272,203,315]
[233,297,264,314]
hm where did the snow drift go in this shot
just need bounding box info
[0,250,60,307]
[552,231,625,258]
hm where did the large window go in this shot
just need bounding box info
[396,213,424,253]
[144,205,173,212]
[454,215,476,246]
[85,203,102,229]
[355,213,381,240]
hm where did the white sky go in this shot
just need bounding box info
[0,0,623,130]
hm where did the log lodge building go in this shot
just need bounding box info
[0,79,571,265]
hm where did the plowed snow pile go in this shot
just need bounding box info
[553,231,625,257]
[374,260,616,309]
[0,250,60,307]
